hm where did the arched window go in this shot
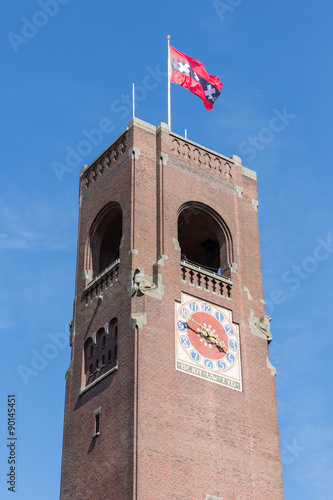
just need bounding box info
[84,337,94,385]
[85,203,123,278]
[110,318,118,363]
[96,328,105,348]
[83,322,118,388]
[178,203,233,273]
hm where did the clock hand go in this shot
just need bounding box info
[185,315,226,349]
[185,315,210,337]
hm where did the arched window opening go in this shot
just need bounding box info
[84,337,94,385]
[87,204,123,277]
[83,322,118,388]
[110,318,118,340]
[99,207,122,272]
[178,204,231,273]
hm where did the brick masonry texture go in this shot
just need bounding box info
[60,118,284,500]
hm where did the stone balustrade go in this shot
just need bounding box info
[84,259,120,305]
[180,261,232,299]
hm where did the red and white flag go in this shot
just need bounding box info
[169,45,223,110]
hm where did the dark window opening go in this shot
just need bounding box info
[114,345,118,359]
[114,326,118,340]
[108,350,111,362]
[95,359,99,371]
[102,355,105,366]
[89,363,93,376]
[95,414,100,435]
[102,336,106,349]
[98,209,122,273]
[178,207,226,273]
[89,345,93,358]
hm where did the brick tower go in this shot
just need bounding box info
[60,118,284,500]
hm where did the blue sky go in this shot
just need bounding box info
[1,1,332,498]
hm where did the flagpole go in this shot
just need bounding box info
[132,83,135,119]
[167,35,171,131]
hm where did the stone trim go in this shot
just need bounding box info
[131,312,147,329]
[128,146,141,159]
[230,154,242,165]
[173,238,181,251]
[235,185,243,198]
[252,199,259,211]
[156,122,170,134]
[127,117,156,134]
[82,269,93,281]
[267,357,277,376]
[159,152,169,164]
[79,363,118,395]
[244,286,253,301]
[242,165,257,180]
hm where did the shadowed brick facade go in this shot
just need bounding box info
[60,118,284,500]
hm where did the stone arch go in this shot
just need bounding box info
[177,201,233,273]
[85,202,123,277]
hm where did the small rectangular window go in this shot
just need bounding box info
[93,407,101,437]
[95,414,100,434]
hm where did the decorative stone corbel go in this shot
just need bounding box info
[250,310,273,343]
[131,268,157,296]
[69,321,75,346]
[255,315,273,343]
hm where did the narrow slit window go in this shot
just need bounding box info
[102,355,105,366]
[94,413,100,436]
[114,345,118,359]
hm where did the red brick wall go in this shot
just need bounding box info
[60,118,284,500]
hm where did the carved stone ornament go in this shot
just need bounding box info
[69,321,74,346]
[255,315,273,343]
[131,268,157,297]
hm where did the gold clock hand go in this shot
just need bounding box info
[185,315,209,336]
[185,315,226,349]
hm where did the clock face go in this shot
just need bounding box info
[175,293,242,391]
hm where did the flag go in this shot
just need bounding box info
[169,45,223,110]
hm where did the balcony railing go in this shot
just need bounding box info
[180,260,232,299]
[84,259,120,305]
